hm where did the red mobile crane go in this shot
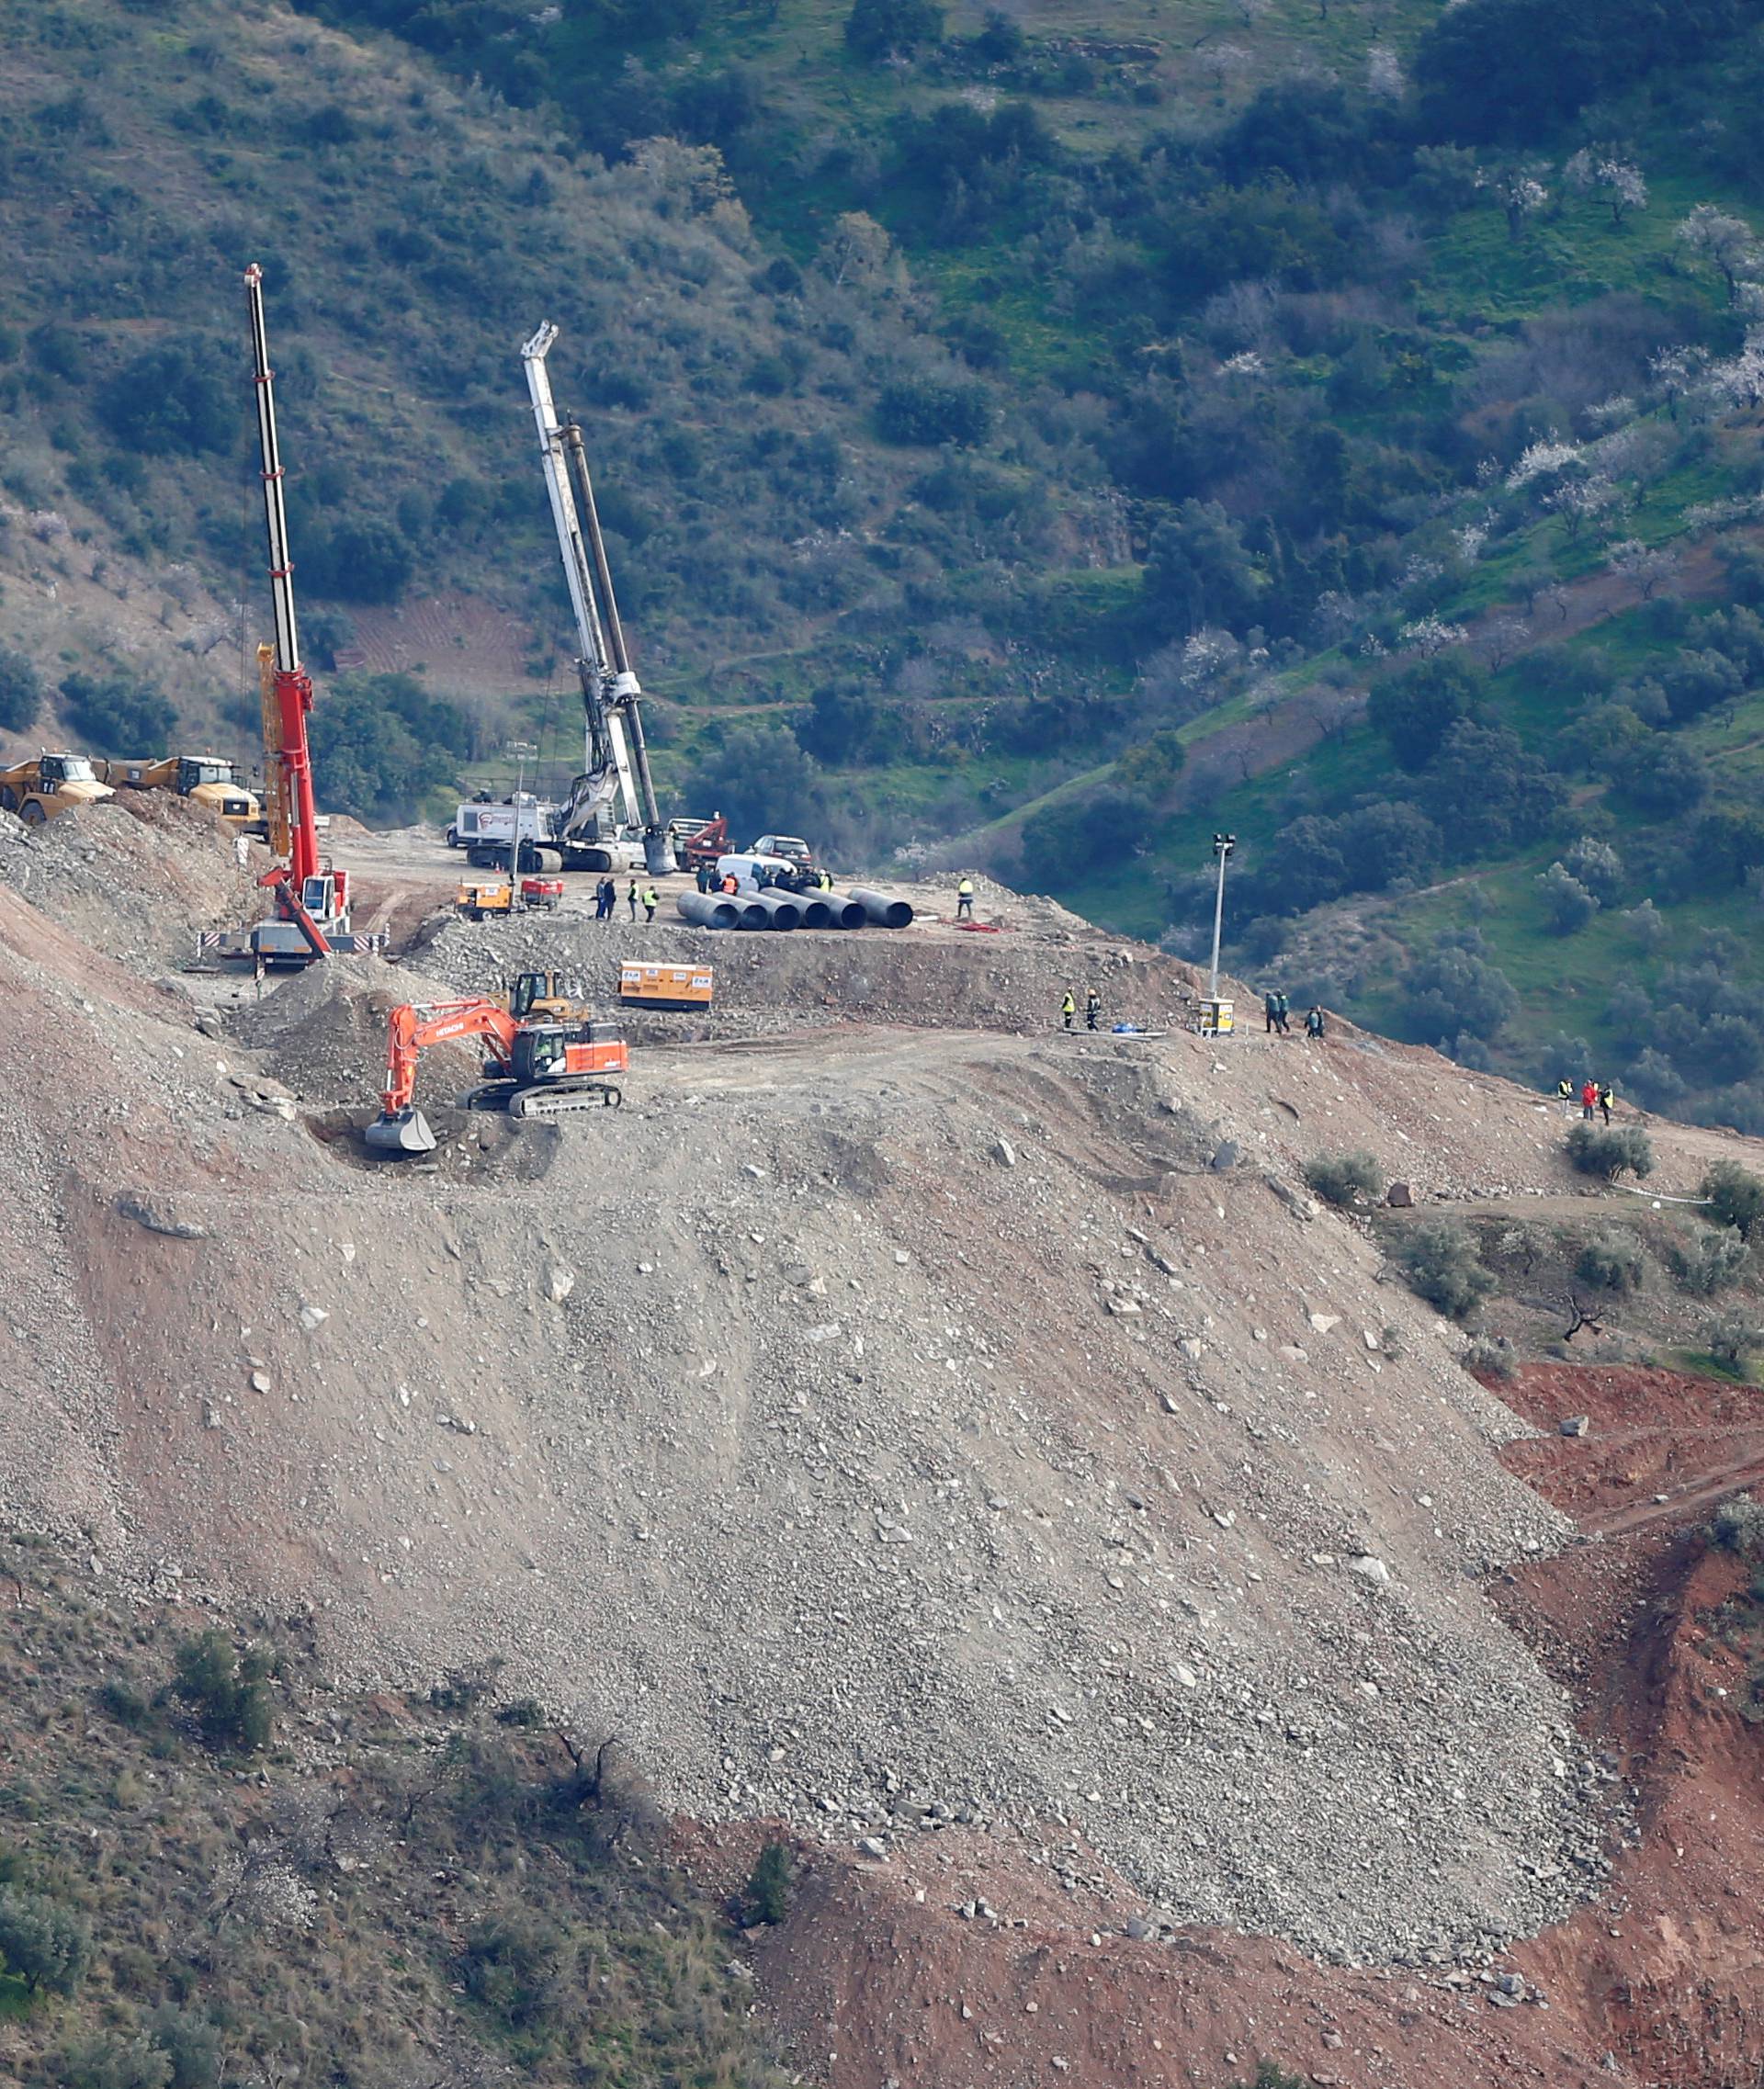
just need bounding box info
[240,261,359,963]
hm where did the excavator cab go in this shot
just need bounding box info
[507,1019,619,1084]
[511,1025,570,1083]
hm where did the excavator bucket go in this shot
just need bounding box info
[365,1108,436,1156]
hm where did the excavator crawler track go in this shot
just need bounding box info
[509,1081,623,1119]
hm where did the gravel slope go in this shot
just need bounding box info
[0,807,1719,1964]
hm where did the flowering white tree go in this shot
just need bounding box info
[1584,393,1636,431]
[1478,614,1530,671]
[1506,437,1580,491]
[1607,539,1679,599]
[1544,469,1622,541]
[1677,204,1763,304]
[1397,615,1469,656]
[1178,627,1243,689]
[1366,43,1404,96]
[1479,163,1550,241]
[1647,344,1712,421]
[1707,329,1764,413]
[1564,147,1647,228]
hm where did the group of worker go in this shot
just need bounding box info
[592,876,659,922]
[692,863,837,895]
[1263,989,1327,1040]
[1557,1077,1617,1124]
[1061,988,1103,1032]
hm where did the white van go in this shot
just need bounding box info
[716,851,799,892]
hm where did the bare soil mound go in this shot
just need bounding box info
[0,793,261,974]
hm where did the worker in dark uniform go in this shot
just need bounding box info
[1305,1005,1326,1041]
[627,878,639,920]
[1599,1082,1614,1126]
[1085,987,1102,1032]
[1264,989,1280,1034]
[956,875,975,921]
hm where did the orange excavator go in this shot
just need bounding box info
[366,997,628,1155]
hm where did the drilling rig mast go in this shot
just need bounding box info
[522,322,670,876]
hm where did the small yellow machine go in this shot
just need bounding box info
[456,879,514,921]
[617,962,715,1012]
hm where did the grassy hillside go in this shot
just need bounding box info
[0,1535,786,2088]
[8,0,1764,1121]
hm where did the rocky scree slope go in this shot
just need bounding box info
[0,807,1657,1968]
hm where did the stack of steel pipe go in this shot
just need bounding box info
[846,886,914,928]
[675,886,908,930]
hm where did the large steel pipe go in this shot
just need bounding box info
[674,892,741,930]
[822,893,867,929]
[847,886,913,929]
[745,889,803,930]
[796,893,832,929]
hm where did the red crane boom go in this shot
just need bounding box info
[244,262,347,960]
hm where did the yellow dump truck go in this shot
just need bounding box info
[0,752,114,825]
[97,754,262,830]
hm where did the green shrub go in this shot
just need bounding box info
[0,644,40,734]
[97,337,232,456]
[1710,1492,1764,1555]
[60,672,177,757]
[1464,1333,1514,1377]
[96,1679,153,1728]
[141,2005,221,2089]
[1704,1311,1764,1372]
[1576,1228,1645,1293]
[876,376,989,447]
[1673,1225,1747,1296]
[1395,1221,1495,1320]
[1566,1122,1654,1181]
[743,1840,794,1925]
[458,1911,568,2031]
[846,0,944,60]
[54,2033,172,2089]
[1701,1160,1764,1240]
[0,1882,91,1998]
[172,1632,271,1754]
[1304,1149,1385,1208]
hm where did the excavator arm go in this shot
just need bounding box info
[369,998,521,1153]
